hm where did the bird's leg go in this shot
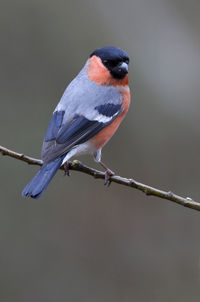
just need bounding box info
[63,161,72,176]
[99,161,115,187]
[93,150,114,186]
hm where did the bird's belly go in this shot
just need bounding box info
[62,141,95,165]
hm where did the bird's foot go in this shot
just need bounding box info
[63,161,72,176]
[104,168,115,187]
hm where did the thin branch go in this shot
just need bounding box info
[1,144,199,212]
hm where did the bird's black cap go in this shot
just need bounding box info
[90,46,129,63]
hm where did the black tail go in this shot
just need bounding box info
[22,156,65,199]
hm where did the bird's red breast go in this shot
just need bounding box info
[90,87,130,149]
[87,55,131,149]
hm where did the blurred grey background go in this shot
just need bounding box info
[1,0,200,301]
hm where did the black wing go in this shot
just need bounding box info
[42,103,122,163]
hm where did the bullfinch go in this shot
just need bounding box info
[22,46,131,199]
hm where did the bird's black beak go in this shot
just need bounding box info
[118,62,128,74]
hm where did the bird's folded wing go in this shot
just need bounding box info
[41,103,122,163]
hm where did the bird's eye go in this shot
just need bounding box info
[102,59,118,67]
[108,60,119,67]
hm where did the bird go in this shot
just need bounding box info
[22,46,131,199]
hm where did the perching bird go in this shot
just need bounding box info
[22,46,131,199]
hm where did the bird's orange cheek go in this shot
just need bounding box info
[87,56,129,86]
[87,55,110,85]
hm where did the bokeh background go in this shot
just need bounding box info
[1,0,200,301]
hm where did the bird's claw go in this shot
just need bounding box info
[104,169,115,187]
[63,161,71,176]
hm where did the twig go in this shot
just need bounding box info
[1,144,199,212]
